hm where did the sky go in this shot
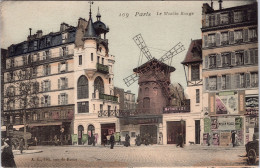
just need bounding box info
[0,1,252,96]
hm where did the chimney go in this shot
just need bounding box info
[29,28,32,37]
[36,30,43,38]
[218,0,223,10]
[211,0,213,8]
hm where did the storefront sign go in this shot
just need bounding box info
[218,117,235,130]
[216,92,238,115]
[245,96,259,116]
[204,118,211,133]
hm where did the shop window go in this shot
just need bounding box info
[78,101,89,113]
[77,76,89,99]
[191,65,200,81]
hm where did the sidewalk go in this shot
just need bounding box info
[13,149,43,155]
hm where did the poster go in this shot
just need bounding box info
[218,117,235,130]
[245,96,259,115]
[216,92,238,115]
[71,134,78,144]
[82,134,88,144]
[212,133,219,145]
[204,118,211,133]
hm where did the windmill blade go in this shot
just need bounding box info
[158,42,185,62]
[123,73,139,87]
[133,34,153,61]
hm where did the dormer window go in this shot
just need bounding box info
[220,13,229,24]
[46,37,51,46]
[33,41,38,50]
[23,43,28,53]
[62,33,68,43]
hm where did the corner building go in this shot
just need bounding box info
[201,2,258,146]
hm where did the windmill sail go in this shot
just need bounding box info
[133,34,153,61]
[123,73,139,87]
[159,42,185,62]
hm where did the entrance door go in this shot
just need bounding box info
[78,125,84,145]
[195,120,200,144]
[167,121,186,144]
[101,123,115,145]
[140,125,157,144]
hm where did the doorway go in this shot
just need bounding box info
[78,125,84,145]
[140,125,157,144]
[101,123,115,145]
[167,121,186,144]
[195,120,200,144]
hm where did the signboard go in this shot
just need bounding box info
[216,92,238,115]
[245,96,258,115]
[82,134,88,144]
[204,118,211,133]
[71,134,78,144]
[218,117,235,130]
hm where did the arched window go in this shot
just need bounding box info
[143,97,150,108]
[153,87,158,96]
[94,77,104,94]
[145,87,149,96]
[77,76,89,99]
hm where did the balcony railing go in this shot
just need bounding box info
[98,110,119,117]
[163,100,190,113]
[99,93,118,102]
[96,63,109,74]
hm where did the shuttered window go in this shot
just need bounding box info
[221,32,228,45]
[196,89,200,103]
[79,55,82,65]
[251,72,258,87]
[221,53,231,67]
[209,76,217,90]
[229,31,234,44]
[58,93,68,105]
[203,35,208,47]
[209,55,216,68]
[235,51,244,65]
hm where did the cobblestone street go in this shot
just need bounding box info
[13,145,256,167]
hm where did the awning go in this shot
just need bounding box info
[29,122,63,127]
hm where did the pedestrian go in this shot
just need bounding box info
[103,133,107,146]
[1,139,17,168]
[110,133,115,149]
[176,133,180,147]
[125,134,130,147]
[177,133,184,148]
[91,135,95,146]
[207,134,211,146]
[19,138,24,154]
[231,131,236,147]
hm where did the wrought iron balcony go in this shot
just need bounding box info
[98,110,119,117]
[163,100,190,113]
[99,93,118,102]
[96,63,109,74]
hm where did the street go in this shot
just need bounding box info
[13,144,256,167]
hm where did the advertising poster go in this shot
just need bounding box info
[212,133,219,146]
[220,132,231,146]
[211,118,218,130]
[218,117,235,130]
[204,118,211,133]
[235,117,242,130]
[71,134,78,144]
[82,134,88,144]
[216,92,238,115]
[245,96,259,115]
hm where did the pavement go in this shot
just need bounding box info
[12,144,258,167]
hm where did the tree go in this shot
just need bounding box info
[4,60,40,149]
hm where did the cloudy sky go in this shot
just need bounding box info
[0,1,251,95]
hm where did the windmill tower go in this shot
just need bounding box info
[123,34,185,115]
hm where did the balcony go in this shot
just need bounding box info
[99,93,118,102]
[98,110,119,117]
[96,63,109,74]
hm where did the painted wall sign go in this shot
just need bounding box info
[218,117,235,130]
[245,96,259,115]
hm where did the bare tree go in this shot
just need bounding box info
[4,60,40,149]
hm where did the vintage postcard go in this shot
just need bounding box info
[0,0,259,167]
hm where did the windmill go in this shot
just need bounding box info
[123,34,185,107]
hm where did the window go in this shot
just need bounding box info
[23,56,27,66]
[234,30,243,43]
[196,89,200,103]
[44,112,49,119]
[153,87,158,96]
[43,50,50,60]
[58,93,68,105]
[23,43,28,53]
[79,55,82,65]
[31,97,39,107]
[43,64,51,76]
[78,101,89,113]
[91,53,93,61]
[77,76,89,99]
[59,62,68,73]
[209,55,216,68]
[221,32,228,45]
[32,82,39,93]
[220,13,229,24]
[234,11,243,23]
[46,37,51,46]
[33,41,38,50]
[249,28,257,41]
[109,78,111,84]
[145,87,149,96]
[251,72,258,87]
[10,58,14,68]
[209,15,215,27]
[208,34,216,47]
[222,75,227,90]
[222,53,231,67]
[97,56,100,64]
[191,65,200,81]
[43,80,51,92]
[7,86,15,97]
[33,113,38,121]
[239,73,245,88]
[102,58,104,65]
[94,76,104,94]
[100,104,103,111]
[143,97,150,108]
[59,77,68,89]
[41,95,50,107]
[7,100,15,110]
[32,67,37,77]
[235,51,244,65]
[62,33,68,43]
[209,76,217,90]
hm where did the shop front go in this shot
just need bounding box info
[101,123,116,145]
[166,120,186,144]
